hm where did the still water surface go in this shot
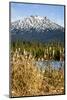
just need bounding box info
[36,60,64,70]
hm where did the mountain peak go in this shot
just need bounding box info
[11,15,64,34]
[11,15,64,43]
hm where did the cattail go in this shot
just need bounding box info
[53,49,55,57]
[23,49,27,56]
[49,46,52,51]
[41,58,44,61]
[29,53,32,59]
[18,47,21,52]
[46,48,48,54]
[38,58,40,61]
[16,53,20,58]
[25,55,28,59]
[44,55,46,59]
[13,56,15,62]
[60,48,62,54]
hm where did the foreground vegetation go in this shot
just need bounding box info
[10,41,64,97]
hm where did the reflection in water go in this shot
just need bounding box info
[36,60,64,70]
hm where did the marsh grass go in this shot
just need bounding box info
[10,47,64,97]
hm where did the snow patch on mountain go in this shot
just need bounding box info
[11,15,64,34]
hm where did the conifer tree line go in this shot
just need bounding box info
[11,40,64,61]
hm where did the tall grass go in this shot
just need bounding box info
[10,46,64,97]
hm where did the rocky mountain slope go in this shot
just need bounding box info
[10,15,64,42]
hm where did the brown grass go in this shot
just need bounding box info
[10,49,64,97]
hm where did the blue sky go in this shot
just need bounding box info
[11,2,64,27]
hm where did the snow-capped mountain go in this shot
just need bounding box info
[10,15,64,42]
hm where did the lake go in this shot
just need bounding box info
[36,60,64,70]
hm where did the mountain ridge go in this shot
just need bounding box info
[10,15,64,43]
